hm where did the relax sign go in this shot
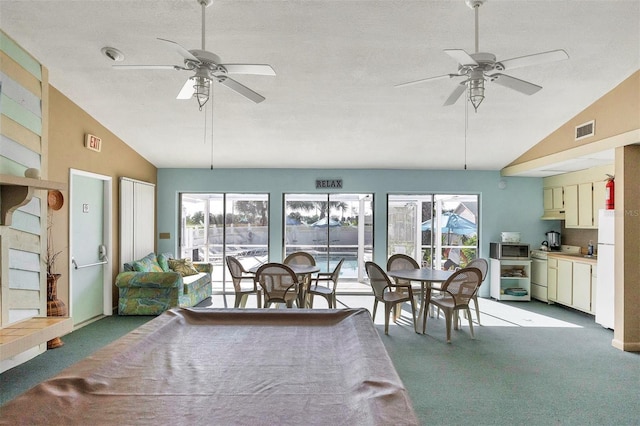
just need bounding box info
[316,179,343,189]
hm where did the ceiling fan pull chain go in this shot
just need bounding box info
[203,103,208,144]
[210,99,215,170]
[464,97,468,170]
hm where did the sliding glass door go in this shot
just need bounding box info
[388,194,479,269]
[284,193,373,281]
[180,193,269,290]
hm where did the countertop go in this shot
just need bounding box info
[547,251,598,264]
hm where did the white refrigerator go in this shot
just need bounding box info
[596,209,615,329]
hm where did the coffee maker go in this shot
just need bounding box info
[544,230,561,250]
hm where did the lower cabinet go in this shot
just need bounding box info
[547,255,596,314]
[557,259,573,305]
[572,262,592,312]
[547,257,558,301]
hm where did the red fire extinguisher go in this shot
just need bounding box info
[605,174,615,210]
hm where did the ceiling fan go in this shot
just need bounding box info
[114,0,275,109]
[396,0,568,112]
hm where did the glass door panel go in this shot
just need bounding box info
[284,193,372,282]
[388,194,478,269]
[180,193,269,293]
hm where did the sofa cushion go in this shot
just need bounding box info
[168,258,199,277]
[182,272,209,294]
[132,253,164,273]
[157,253,173,272]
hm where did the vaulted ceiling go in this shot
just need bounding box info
[1,1,638,171]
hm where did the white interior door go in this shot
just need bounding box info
[120,178,155,268]
[70,170,112,326]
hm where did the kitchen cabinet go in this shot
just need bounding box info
[591,265,597,314]
[542,164,613,225]
[578,183,594,227]
[548,254,597,315]
[564,185,579,227]
[543,187,564,210]
[564,181,604,229]
[542,187,564,219]
[572,262,592,312]
[557,259,573,305]
[592,181,606,227]
[547,257,558,301]
[490,259,531,301]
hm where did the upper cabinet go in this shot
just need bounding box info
[542,186,565,220]
[563,181,607,229]
[542,165,613,227]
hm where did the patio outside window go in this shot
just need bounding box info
[387,194,479,269]
[284,193,373,283]
[180,193,269,292]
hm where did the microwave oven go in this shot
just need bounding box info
[489,242,530,260]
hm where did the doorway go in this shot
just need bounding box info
[69,169,112,327]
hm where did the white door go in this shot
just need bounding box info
[70,170,112,326]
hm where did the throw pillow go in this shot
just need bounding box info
[157,253,173,272]
[132,253,163,273]
[168,258,199,277]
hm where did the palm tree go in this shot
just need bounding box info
[287,201,348,220]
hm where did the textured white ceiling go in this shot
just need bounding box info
[1,0,638,171]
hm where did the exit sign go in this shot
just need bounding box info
[85,134,102,152]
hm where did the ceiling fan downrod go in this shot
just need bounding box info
[465,0,485,53]
[198,0,214,51]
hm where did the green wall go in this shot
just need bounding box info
[157,168,559,297]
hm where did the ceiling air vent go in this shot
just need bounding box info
[575,120,595,141]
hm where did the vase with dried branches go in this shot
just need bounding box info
[46,210,66,349]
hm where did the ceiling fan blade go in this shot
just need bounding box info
[217,76,266,103]
[113,64,180,70]
[176,78,195,100]
[497,49,569,71]
[157,38,200,62]
[220,64,276,76]
[443,83,467,106]
[444,49,478,66]
[490,73,542,95]
[395,74,461,88]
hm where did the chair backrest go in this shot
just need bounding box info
[440,267,483,307]
[467,258,488,283]
[226,256,246,277]
[387,254,419,286]
[225,256,247,291]
[330,258,345,283]
[365,261,392,300]
[255,263,299,304]
[283,251,316,266]
[387,254,420,271]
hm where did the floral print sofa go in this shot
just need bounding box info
[116,253,212,315]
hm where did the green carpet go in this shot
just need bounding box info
[2,298,638,425]
[0,315,154,405]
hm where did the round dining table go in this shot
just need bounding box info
[386,268,454,331]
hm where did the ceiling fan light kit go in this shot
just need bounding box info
[113,0,275,109]
[396,0,569,112]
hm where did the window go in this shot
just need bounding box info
[180,193,268,291]
[284,193,373,282]
[388,194,479,269]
